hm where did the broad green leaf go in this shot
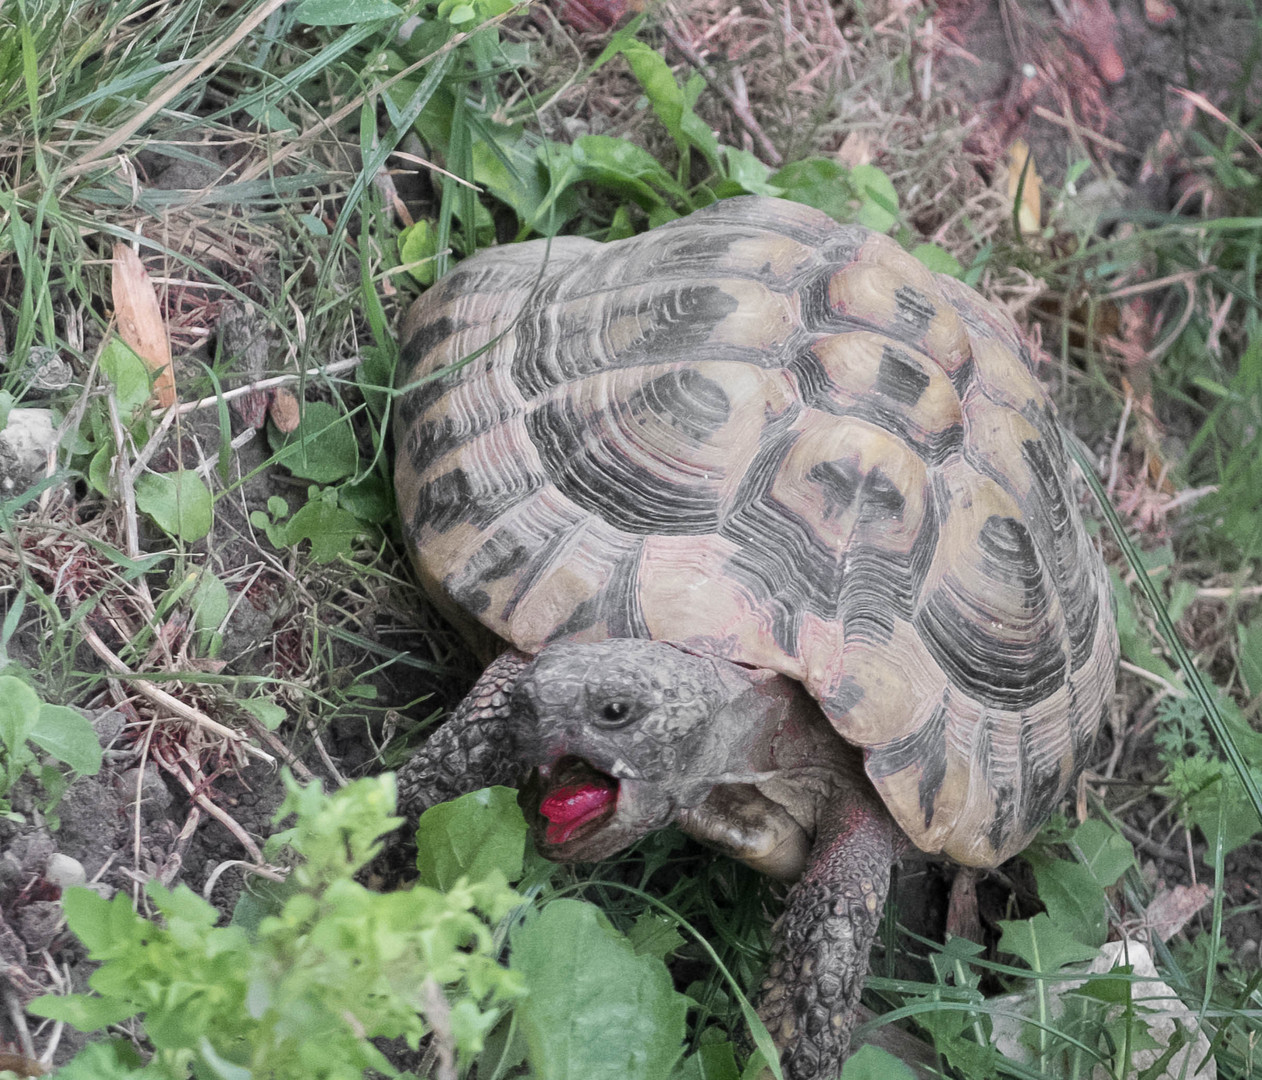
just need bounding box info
[134,469,213,543]
[511,899,688,1079]
[911,243,964,278]
[274,499,365,562]
[1026,853,1107,947]
[293,0,402,25]
[572,135,683,208]
[627,912,685,961]
[26,990,139,1029]
[998,913,1099,972]
[42,1039,146,1079]
[30,704,103,775]
[1110,568,1178,682]
[416,786,528,890]
[99,338,152,416]
[718,146,782,197]
[399,220,440,286]
[1070,818,1134,887]
[839,1044,916,1080]
[241,697,287,731]
[771,157,851,223]
[0,674,40,753]
[268,402,359,484]
[673,1041,740,1080]
[849,164,899,232]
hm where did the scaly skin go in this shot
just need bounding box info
[395,650,531,820]
[757,787,903,1080]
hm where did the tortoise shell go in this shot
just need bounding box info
[394,196,1118,868]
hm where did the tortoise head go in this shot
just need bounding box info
[510,639,777,862]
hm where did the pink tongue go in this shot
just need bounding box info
[539,782,616,844]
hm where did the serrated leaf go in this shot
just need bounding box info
[510,899,688,1079]
[1070,818,1135,887]
[627,912,685,961]
[293,0,402,24]
[135,469,213,543]
[30,704,103,775]
[274,499,365,562]
[998,913,1100,972]
[416,786,528,890]
[268,401,358,483]
[1026,853,1107,947]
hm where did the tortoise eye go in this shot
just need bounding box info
[599,700,632,725]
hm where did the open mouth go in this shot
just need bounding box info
[536,756,619,845]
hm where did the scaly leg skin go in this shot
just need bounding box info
[757,782,902,1080]
[396,649,532,820]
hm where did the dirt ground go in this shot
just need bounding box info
[3,0,1261,1070]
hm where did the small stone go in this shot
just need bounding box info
[45,853,86,890]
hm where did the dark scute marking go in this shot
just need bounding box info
[410,466,539,536]
[986,782,1017,853]
[866,703,948,828]
[511,284,743,397]
[949,356,975,397]
[549,542,648,641]
[525,369,728,535]
[808,459,861,519]
[893,285,936,337]
[399,314,456,382]
[1020,437,1101,671]
[863,466,907,521]
[914,515,1067,709]
[1017,718,1066,835]
[396,365,453,436]
[790,346,964,465]
[720,432,836,655]
[644,368,732,443]
[876,345,931,407]
[824,677,864,719]
[441,529,531,617]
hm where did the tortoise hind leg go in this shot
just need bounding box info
[757,782,902,1080]
[395,649,532,821]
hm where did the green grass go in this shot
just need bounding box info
[2,0,1262,1077]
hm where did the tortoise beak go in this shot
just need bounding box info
[520,756,671,861]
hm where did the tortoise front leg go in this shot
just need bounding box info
[757,782,902,1080]
[396,649,532,820]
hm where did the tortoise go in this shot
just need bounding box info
[392,195,1118,1079]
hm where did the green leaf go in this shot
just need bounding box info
[27,990,139,1029]
[134,470,213,543]
[1026,853,1107,947]
[1238,614,1262,697]
[998,913,1100,972]
[849,164,899,232]
[30,704,103,775]
[268,401,359,484]
[241,697,287,732]
[399,219,440,286]
[910,243,963,278]
[0,674,40,757]
[770,157,851,222]
[99,338,152,415]
[416,786,528,890]
[273,499,365,562]
[191,571,230,657]
[839,1044,917,1080]
[1070,818,1135,887]
[511,899,688,1079]
[718,146,782,197]
[293,0,402,25]
[626,912,685,961]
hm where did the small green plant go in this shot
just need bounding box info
[0,672,103,812]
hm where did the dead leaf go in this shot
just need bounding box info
[836,131,874,168]
[1142,883,1212,943]
[112,244,176,407]
[269,387,302,433]
[1006,140,1042,235]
